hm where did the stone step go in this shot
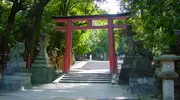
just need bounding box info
[61,78,110,81]
[59,80,111,83]
[63,76,111,79]
[66,73,110,76]
[43,98,139,100]
[58,73,111,83]
[64,74,110,77]
[63,74,110,76]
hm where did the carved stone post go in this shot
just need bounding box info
[155,53,179,100]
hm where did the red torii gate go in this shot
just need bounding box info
[52,13,129,74]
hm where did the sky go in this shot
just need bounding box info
[97,0,121,14]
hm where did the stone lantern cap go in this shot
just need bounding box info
[155,54,180,61]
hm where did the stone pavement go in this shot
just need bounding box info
[0,61,158,100]
[70,61,122,73]
[0,83,157,100]
[70,61,110,73]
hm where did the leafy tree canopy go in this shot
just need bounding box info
[120,0,180,56]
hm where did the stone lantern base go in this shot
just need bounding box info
[29,32,56,85]
[1,73,31,91]
[118,55,135,84]
[30,65,55,85]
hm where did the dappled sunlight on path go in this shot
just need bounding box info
[0,83,137,100]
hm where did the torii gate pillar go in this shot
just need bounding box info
[108,19,117,73]
[63,20,72,73]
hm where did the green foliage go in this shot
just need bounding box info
[73,30,91,55]
[120,0,180,56]
[42,0,107,55]
[0,0,108,59]
[90,30,108,55]
[0,0,11,33]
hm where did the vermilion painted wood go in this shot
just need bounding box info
[63,20,72,73]
[56,25,127,31]
[55,16,127,22]
[107,19,118,73]
[107,19,113,73]
[87,20,92,27]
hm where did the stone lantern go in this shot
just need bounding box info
[30,32,55,84]
[118,25,135,84]
[36,32,50,65]
[155,47,180,100]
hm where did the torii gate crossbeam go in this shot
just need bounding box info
[52,13,129,74]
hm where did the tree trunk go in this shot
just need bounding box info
[26,0,50,61]
[1,1,24,69]
[27,9,43,61]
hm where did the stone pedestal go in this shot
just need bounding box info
[1,73,31,91]
[1,42,32,91]
[30,32,55,85]
[30,67,55,84]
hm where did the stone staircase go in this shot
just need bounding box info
[58,73,111,83]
